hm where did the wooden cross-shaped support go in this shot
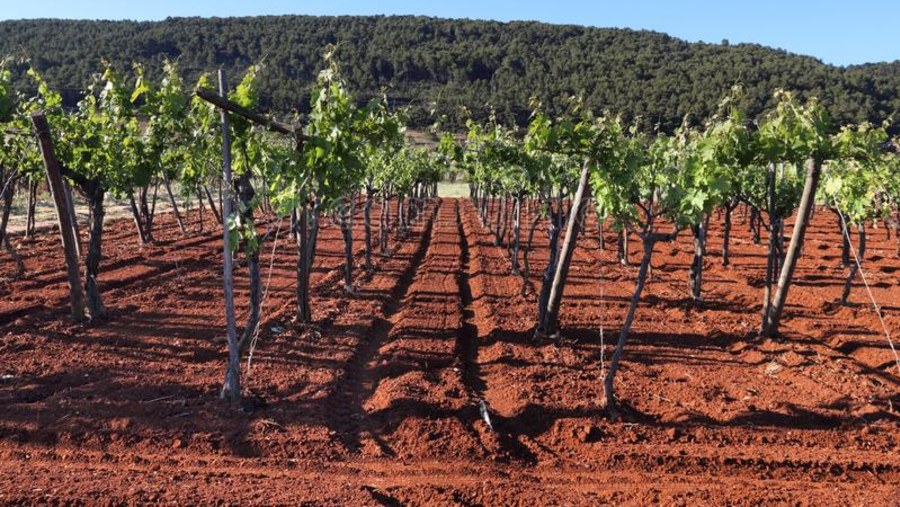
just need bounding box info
[197,76,307,405]
[195,88,306,147]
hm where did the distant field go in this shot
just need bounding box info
[437,181,469,198]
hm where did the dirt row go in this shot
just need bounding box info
[340,199,491,461]
[455,199,900,503]
[0,197,898,504]
[0,201,446,504]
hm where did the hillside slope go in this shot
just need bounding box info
[1,15,898,130]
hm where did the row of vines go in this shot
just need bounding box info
[2,51,899,415]
[0,52,442,404]
[450,89,900,415]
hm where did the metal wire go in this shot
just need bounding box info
[838,210,900,375]
[245,216,284,374]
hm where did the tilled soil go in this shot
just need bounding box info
[0,198,898,505]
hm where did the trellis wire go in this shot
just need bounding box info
[838,210,900,375]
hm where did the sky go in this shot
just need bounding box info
[1,1,897,66]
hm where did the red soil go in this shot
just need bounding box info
[0,198,898,505]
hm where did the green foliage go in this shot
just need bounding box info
[226,201,261,253]
[141,59,191,173]
[0,62,13,123]
[358,93,406,198]
[0,64,41,180]
[2,16,898,133]
[300,50,367,209]
[36,61,139,193]
[881,142,900,216]
[823,122,890,223]
[757,90,835,165]
[26,67,63,113]
[268,48,427,225]
[180,72,220,190]
[7,38,899,275]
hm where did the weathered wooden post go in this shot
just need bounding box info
[30,112,86,322]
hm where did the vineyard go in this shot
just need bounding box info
[1,50,900,504]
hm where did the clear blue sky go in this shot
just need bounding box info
[2,1,897,66]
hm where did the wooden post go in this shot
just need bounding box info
[62,179,82,258]
[762,163,777,330]
[25,178,37,239]
[763,158,823,336]
[30,112,86,322]
[297,199,311,323]
[217,71,241,404]
[542,159,592,337]
[162,171,186,233]
[204,186,223,224]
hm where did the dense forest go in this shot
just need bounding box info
[1,15,899,131]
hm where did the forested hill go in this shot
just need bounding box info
[2,15,899,131]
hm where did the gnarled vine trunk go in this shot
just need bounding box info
[521,200,542,296]
[832,207,851,268]
[364,185,374,270]
[0,169,24,277]
[205,186,223,225]
[84,188,106,319]
[341,194,356,290]
[25,178,37,240]
[722,202,736,266]
[163,171,186,233]
[618,229,629,265]
[510,194,522,275]
[840,223,866,305]
[762,163,777,331]
[536,200,563,329]
[689,218,708,301]
[605,234,670,417]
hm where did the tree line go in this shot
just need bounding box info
[0,15,899,132]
